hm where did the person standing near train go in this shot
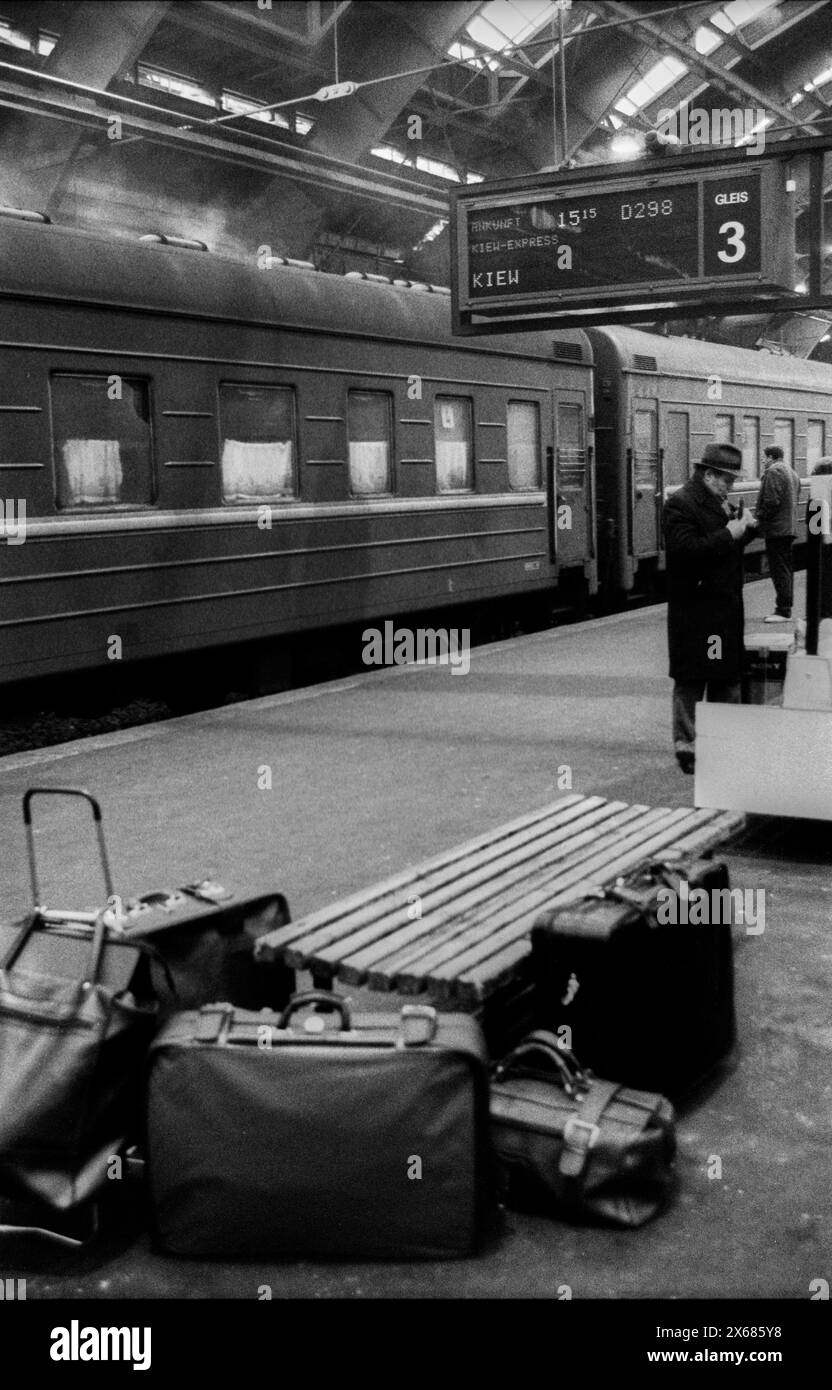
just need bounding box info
[754,445,801,623]
[663,443,758,774]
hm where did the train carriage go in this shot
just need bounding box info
[0,214,596,691]
[589,325,832,594]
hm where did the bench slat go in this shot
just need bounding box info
[255,793,588,958]
[334,800,636,984]
[371,803,656,991]
[280,796,611,969]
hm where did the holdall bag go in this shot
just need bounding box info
[531,856,736,1097]
[0,786,295,1016]
[0,904,158,1214]
[490,1031,676,1228]
[146,990,494,1259]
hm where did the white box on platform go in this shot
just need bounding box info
[695,701,832,820]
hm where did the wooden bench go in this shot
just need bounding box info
[256,793,745,1051]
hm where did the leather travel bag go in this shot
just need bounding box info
[490,1031,676,1228]
[531,857,736,1097]
[146,990,494,1259]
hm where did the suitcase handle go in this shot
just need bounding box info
[494,1031,590,1099]
[22,787,115,911]
[279,990,352,1031]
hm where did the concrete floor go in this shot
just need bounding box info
[0,575,829,1297]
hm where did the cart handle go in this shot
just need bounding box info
[22,787,114,910]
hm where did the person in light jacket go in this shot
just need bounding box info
[755,445,801,622]
[663,443,758,774]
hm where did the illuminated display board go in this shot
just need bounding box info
[453,162,795,328]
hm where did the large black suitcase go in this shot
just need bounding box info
[146,991,494,1259]
[530,858,736,1098]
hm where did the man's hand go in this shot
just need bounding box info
[727,513,756,540]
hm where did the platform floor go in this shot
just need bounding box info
[0,574,828,1298]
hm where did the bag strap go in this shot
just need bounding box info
[558,1078,620,1180]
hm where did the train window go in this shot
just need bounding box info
[507,401,541,489]
[219,384,296,500]
[558,403,587,488]
[348,391,392,495]
[741,417,760,477]
[714,415,734,444]
[51,374,153,509]
[807,419,825,470]
[434,396,473,492]
[773,418,794,466]
[632,408,657,485]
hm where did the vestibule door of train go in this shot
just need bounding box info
[554,393,590,568]
[630,399,660,557]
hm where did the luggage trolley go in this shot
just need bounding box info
[695,474,832,819]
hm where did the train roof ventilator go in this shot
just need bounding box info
[695,474,832,820]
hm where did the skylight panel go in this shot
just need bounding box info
[721,0,777,29]
[416,155,460,181]
[221,92,291,129]
[624,55,687,112]
[614,96,638,117]
[372,145,408,165]
[466,0,557,51]
[694,25,722,54]
[0,18,33,50]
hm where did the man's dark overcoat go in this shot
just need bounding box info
[663,470,749,682]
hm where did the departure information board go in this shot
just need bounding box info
[453,161,795,330]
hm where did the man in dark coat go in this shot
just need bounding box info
[755,444,801,622]
[663,443,758,774]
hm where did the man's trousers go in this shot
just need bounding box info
[672,679,742,757]
[765,535,795,617]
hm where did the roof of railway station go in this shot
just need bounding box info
[1,0,832,354]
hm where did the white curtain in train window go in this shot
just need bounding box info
[348,443,390,494]
[348,391,391,494]
[221,440,293,499]
[59,439,123,505]
[507,402,540,490]
[434,396,472,492]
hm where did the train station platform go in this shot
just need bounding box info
[0,574,828,1299]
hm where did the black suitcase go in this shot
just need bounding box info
[530,858,736,1098]
[146,991,494,1259]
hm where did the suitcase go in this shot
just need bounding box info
[0,787,295,1014]
[146,991,494,1259]
[530,858,736,1097]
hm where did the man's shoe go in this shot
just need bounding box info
[676,751,695,775]
[763,614,789,623]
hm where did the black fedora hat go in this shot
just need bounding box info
[700,442,745,477]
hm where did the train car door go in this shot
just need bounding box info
[630,399,659,556]
[554,394,590,568]
[664,410,690,490]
